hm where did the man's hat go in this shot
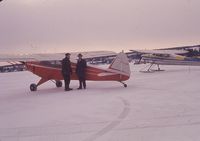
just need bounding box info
[77,53,83,57]
[65,53,71,56]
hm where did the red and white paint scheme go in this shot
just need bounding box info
[25,52,130,91]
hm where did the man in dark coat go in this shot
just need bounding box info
[61,53,73,91]
[76,53,87,89]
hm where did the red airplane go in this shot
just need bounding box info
[6,51,130,91]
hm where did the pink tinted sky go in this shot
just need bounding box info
[0,0,199,54]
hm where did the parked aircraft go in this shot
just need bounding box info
[0,51,130,91]
[130,48,200,72]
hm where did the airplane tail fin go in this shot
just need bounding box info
[108,52,131,77]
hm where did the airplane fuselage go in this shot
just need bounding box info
[142,54,200,66]
[25,60,129,82]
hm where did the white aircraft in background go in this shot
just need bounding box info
[130,46,200,72]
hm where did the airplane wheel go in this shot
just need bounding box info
[30,83,37,91]
[56,81,62,87]
[124,84,127,88]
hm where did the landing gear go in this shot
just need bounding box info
[119,81,127,88]
[29,79,62,91]
[140,64,164,73]
[51,80,62,87]
[30,83,37,91]
[30,78,48,91]
[56,80,62,87]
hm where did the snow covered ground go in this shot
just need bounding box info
[1,64,200,141]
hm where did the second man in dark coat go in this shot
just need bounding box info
[76,53,87,89]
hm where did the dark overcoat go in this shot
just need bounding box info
[61,57,72,76]
[76,59,87,77]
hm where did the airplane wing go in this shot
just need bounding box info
[130,49,188,55]
[157,44,200,50]
[0,51,117,62]
[130,44,200,55]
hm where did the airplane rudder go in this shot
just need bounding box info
[109,52,131,76]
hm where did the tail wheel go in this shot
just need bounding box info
[30,83,37,91]
[119,81,128,88]
[56,80,62,87]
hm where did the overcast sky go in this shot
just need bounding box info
[0,0,200,54]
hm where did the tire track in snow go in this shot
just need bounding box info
[0,98,130,141]
[83,97,130,141]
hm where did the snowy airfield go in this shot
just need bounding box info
[1,64,200,141]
